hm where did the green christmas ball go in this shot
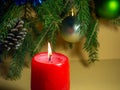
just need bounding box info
[95,0,120,19]
[60,16,82,43]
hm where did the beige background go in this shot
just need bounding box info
[0,21,120,90]
[98,22,120,60]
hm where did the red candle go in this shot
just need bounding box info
[31,43,70,90]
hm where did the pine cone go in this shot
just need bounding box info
[2,19,27,51]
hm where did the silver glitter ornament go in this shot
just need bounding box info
[61,16,82,43]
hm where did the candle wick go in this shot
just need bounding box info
[49,55,52,61]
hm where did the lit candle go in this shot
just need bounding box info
[31,42,70,90]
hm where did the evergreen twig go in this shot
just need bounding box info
[110,17,120,26]
[7,33,33,80]
[75,0,91,35]
[84,20,99,63]
[33,24,52,54]
[0,4,24,40]
[33,0,64,54]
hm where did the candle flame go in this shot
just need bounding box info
[48,42,52,60]
[71,8,74,16]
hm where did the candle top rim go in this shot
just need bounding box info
[32,52,68,66]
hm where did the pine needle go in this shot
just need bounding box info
[75,0,91,35]
[84,20,99,63]
[0,4,24,39]
[33,24,52,54]
[7,33,32,80]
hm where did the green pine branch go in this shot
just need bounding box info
[33,24,52,54]
[32,0,64,54]
[6,19,33,80]
[0,4,24,40]
[75,0,91,35]
[47,24,59,51]
[75,0,99,62]
[7,49,25,80]
[110,17,120,26]
[84,20,99,63]
[7,33,33,80]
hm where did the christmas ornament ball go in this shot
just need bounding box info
[60,16,82,43]
[95,0,120,19]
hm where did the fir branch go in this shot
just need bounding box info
[7,47,26,80]
[7,51,25,80]
[47,24,58,51]
[33,0,64,54]
[86,21,98,47]
[110,17,120,26]
[84,20,99,63]
[0,4,24,40]
[75,0,91,35]
[0,18,18,40]
[23,32,34,53]
[6,20,33,80]
[7,33,32,80]
[75,0,99,62]
[33,24,52,54]
[24,3,28,18]
[63,0,71,8]
[34,0,64,21]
